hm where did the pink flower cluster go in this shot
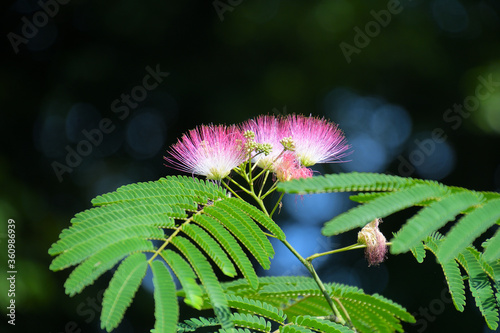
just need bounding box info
[164,114,349,181]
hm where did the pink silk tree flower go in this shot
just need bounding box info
[241,115,290,169]
[286,114,349,167]
[164,124,246,180]
[274,151,313,182]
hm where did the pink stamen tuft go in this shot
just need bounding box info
[164,124,246,180]
[274,151,313,182]
[286,114,350,167]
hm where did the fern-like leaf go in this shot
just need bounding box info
[424,235,466,311]
[151,260,178,333]
[204,205,272,269]
[227,294,287,324]
[457,248,499,329]
[483,231,500,262]
[64,238,153,296]
[193,213,259,289]
[391,191,482,254]
[182,223,237,277]
[50,176,280,332]
[172,236,233,329]
[277,172,412,194]
[213,276,415,333]
[293,315,355,333]
[100,253,148,332]
[162,249,204,309]
[438,198,500,262]
[177,317,220,332]
[322,184,446,236]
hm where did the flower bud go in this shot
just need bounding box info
[357,218,387,266]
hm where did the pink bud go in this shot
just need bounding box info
[358,218,387,266]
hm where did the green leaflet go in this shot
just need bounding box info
[177,317,220,332]
[438,198,500,263]
[280,324,316,333]
[193,213,259,289]
[483,230,500,262]
[101,253,148,332]
[64,238,154,296]
[457,249,499,330]
[182,223,237,277]
[204,205,271,269]
[410,241,426,263]
[277,172,412,194]
[151,260,178,333]
[226,295,287,324]
[391,191,482,254]
[293,316,354,333]
[424,235,466,312]
[172,236,233,329]
[162,249,204,309]
[322,184,446,236]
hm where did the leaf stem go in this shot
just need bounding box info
[148,212,200,264]
[270,192,285,218]
[226,169,349,326]
[280,238,346,325]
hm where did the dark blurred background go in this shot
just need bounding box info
[1,0,500,332]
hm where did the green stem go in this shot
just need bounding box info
[148,212,200,264]
[307,242,393,262]
[307,244,366,262]
[221,181,243,200]
[270,192,285,218]
[281,239,346,325]
[226,171,348,325]
[257,170,270,197]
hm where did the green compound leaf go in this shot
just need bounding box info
[101,253,148,332]
[49,175,278,332]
